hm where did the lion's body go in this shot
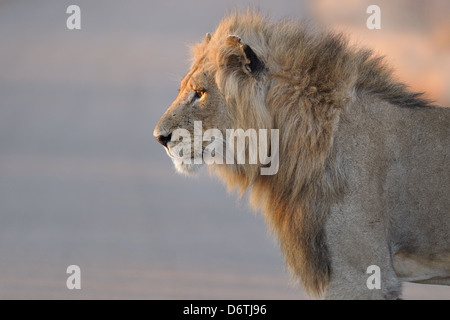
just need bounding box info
[325,94,450,298]
[154,11,450,299]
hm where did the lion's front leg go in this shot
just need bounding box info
[322,202,402,300]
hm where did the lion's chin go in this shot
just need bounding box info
[172,158,203,175]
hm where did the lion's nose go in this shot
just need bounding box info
[155,133,172,148]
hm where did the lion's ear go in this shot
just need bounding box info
[221,35,265,77]
[205,33,212,44]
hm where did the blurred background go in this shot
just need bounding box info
[0,0,448,299]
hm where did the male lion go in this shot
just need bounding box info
[153,11,450,299]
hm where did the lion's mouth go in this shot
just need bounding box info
[166,145,210,161]
[165,147,180,160]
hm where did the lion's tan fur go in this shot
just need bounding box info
[154,10,450,298]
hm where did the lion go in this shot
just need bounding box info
[153,10,450,299]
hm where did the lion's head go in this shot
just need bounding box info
[154,14,274,182]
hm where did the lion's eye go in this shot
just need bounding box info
[194,89,206,99]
